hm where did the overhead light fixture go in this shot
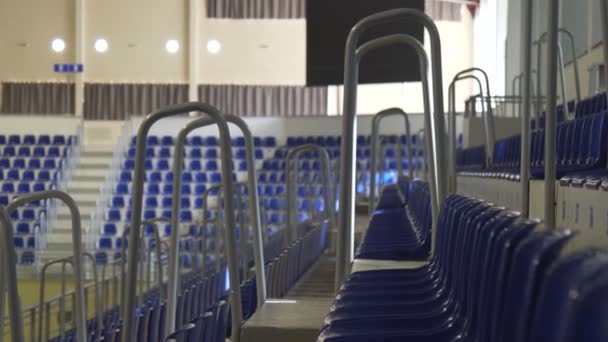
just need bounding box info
[165,39,180,54]
[51,38,66,53]
[207,39,222,54]
[94,38,109,53]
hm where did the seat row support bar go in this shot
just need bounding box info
[520,0,533,218]
[600,0,608,114]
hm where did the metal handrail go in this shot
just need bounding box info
[201,183,225,273]
[37,253,101,342]
[120,217,168,310]
[0,207,23,342]
[358,35,437,247]
[534,30,574,123]
[521,0,534,218]
[449,73,489,183]
[369,107,414,216]
[121,102,241,342]
[337,9,446,286]
[285,145,335,252]
[0,191,87,342]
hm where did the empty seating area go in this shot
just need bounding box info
[319,194,608,341]
[4,2,608,342]
[457,93,608,186]
[0,134,77,264]
[94,134,277,265]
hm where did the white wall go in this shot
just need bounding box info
[0,115,81,135]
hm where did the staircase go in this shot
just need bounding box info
[41,145,115,263]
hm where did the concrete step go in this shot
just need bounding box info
[53,219,92,231]
[57,210,96,222]
[82,145,115,154]
[57,204,97,216]
[67,182,103,194]
[71,168,109,179]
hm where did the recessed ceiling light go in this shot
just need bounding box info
[165,39,180,54]
[94,38,109,53]
[207,39,222,54]
[51,38,65,53]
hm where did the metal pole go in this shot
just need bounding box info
[368,107,414,215]
[557,42,568,110]
[601,0,608,106]
[544,0,559,229]
[122,102,242,342]
[166,117,215,336]
[0,207,24,342]
[355,34,438,246]
[8,191,87,342]
[534,39,543,126]
[223,115,266,310]
[521,0,533,218]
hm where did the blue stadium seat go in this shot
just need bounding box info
[3,146,15,157]
[189,148,202,159]
[206,160,218,171]
[8,135,20,145]
[205,149,218,159]
[103,223,118,235]
[161,136,174,146]
[159,147,172,158]
[52,135,66,145]
[205,137,218,146]
[157,159,170,170]
[195,172,208,183]
[189,160,202,171]
[116,183,129,195]
[147,136,159,146]
[189,136,203,146]
[48,146,61,158]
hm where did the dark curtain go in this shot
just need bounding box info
[198,84,328,117]
[83,83,189,120]
[207,0,305,18]
[0,82,75,114]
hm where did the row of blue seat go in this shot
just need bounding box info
[458,111,608,178]
[115,181,231,196]
[319,193,608,342]
[131,135,277,148]
[1,181,52,194]
[575,92,607,118]
[1,145,68,158]
[0,169,57,182]
[0,157,64,169]
[0,134,74,146]
[286,135,421,147]
[119,170,236,184]
[355,178,430,261]
[126,147,266,160]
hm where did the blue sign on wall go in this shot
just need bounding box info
[53,63,84,73]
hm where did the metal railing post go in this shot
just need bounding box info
[285,145,335,247]
[521,0,533,218]
[0,207,24,342]
[600,0,608,110]
[202,184,224,273]
[449,74,489,181]
[369,107,414,215]
[338,10,446,285]
[122,102,241,342]
[544,0,559,229]
[7,191,87,342]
